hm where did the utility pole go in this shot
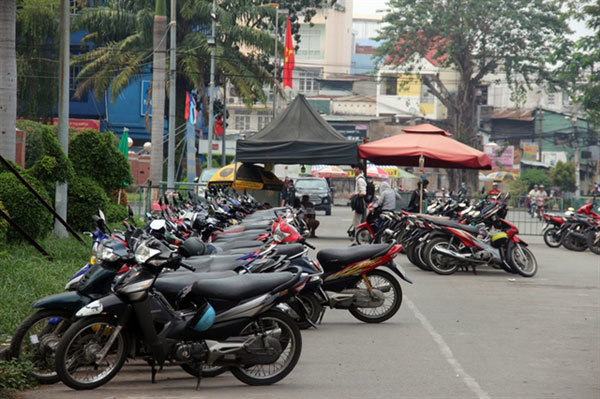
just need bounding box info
[572,118,580,196]
[207,0,217,167]
[538,105,543,162]
[167,0,176,189]
[54,0,69,238]
[222,80,227,166]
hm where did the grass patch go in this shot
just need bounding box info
[0,236,90,338]
[0,359,37,397]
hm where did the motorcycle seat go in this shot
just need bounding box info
[211,231,265,242]
[212,240,265,251]
[155,271,237,304]
[181,254,245,272]
[191,272,294,301]
[424,218,481,235]
[273,243,305,258]
[316,243,391,271]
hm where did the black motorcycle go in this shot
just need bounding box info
[54,235,306,390]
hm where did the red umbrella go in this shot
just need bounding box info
[366,165,389,179]
[358,123,491,170]
[312,165,348,178]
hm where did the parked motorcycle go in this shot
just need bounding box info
[54,234,307,390]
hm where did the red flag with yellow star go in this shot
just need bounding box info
[282,16,294,89]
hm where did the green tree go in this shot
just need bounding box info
[511,169,551,196]
[16,0,60,120]
[550,161,576,193]
[550,1,600,126]
[376,0,570,189]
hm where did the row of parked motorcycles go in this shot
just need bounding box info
[541,202,600,254]
[351,193,537,276]
[8,190,411,391]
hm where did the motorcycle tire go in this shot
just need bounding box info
[55,315,129,390]
[349,269,402,323]
[586,231,600,255]
[561,231,588,252]
[406,243,428,271]
[413,242,431,271]
[10,309,73,384]
[355,228,373,245]
[543,227,562,248]
[507,242,537,277]
[423,237,460,275]
[230,310,302,386]
[295,292,323,330]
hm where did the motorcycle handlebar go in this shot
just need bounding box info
[301,239,316,250]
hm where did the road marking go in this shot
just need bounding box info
[405,297,491,399]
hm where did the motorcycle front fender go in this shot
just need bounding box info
[511,236,528,245]
[32,291,92,312]
[75,293,131,321]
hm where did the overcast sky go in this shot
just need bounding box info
[352,0,593,38]
[353,0,389,16]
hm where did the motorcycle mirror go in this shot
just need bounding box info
[98,209,106,222]
[128,205,134,217]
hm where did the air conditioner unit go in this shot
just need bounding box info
[228,98,234,104]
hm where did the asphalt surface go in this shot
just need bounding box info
[22,206,600,399]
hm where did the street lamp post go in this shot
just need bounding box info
[207,0,217,167]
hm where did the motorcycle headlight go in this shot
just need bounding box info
[135,242,161,264]
[96,243,119,262]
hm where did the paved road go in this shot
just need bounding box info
[24,207,600,399]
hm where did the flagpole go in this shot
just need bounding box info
[272,5,279,119]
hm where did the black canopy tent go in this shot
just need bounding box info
[236,94,359,165]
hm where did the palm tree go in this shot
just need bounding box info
[72,0,279,108]
[0,0,17,162]
[150,0,167,188]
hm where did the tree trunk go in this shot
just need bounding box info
[451,79,479,192]
[150,11,167,194]
[0,0,17,162]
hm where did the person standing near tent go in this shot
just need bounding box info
[406,179,429,213]
[349,164,367,228]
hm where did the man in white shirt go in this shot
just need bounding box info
[349,164,367,228]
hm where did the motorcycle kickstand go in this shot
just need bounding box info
[195,367,202,390]
[149,359,158,384]
[317,307,327,325]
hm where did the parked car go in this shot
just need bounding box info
[195,167,220,194]
[294,177,332,215]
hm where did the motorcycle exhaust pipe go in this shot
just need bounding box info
[433,246,484,264]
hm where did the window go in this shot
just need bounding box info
[296,25,324,59]
[381,76,397,95]
[546,91,555,106]
[257,112,272,130]
[298,70,319,92]
[420,83,434,104]
[70,0,82,15]
[475,85,488,105]
[234,110,251,131]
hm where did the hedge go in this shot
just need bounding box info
[67,175,109,232]
[69,130,133,195]
[0,173,53,241]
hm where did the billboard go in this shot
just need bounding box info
[484,144,514,170]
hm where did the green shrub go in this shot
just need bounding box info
[69,130,133,194]
[16,119,45,168]
[0,202,9,244]
[67,175,109,232]
[0,173,53,241]
[105,202,129,224]
[30,126,73,185]
[550,161,576,193]
[510,169,551,196]
[0,359,37,397]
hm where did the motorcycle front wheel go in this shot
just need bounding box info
[55,316,129,390]
[561,231,588,252]
[355,228,373,245]
[10,309,73,384]
[543,227,562,248]
[230,310,301,386]
[507,243,538,277]
[349,269,402,323]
